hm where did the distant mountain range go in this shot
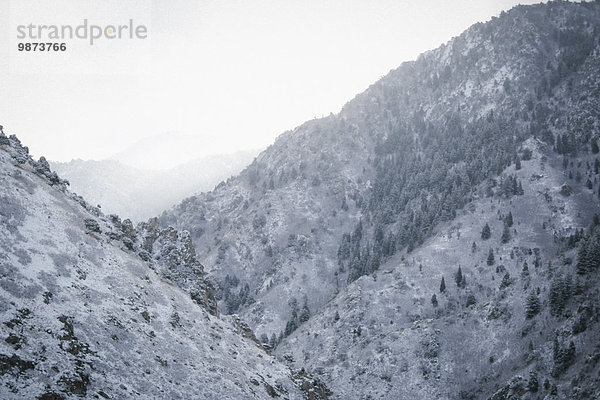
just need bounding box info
[51,149,258,222]
[108,132,235,171]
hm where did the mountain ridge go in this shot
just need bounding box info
[160,0,600,336]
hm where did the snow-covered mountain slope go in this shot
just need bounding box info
[277,138,600,399]
[0,133,325,399]
[51,150,258,222]
[160,0,600,345]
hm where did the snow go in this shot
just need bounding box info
[0,143,305,399]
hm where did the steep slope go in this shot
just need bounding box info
[51,150,257,222]
[0,132,322,399]
[277,138,600,399]
[160,0,600,345]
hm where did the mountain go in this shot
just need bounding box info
[159,1,600,398]
[51,150,258,222]
[277,137,600,399]
[108,132,230,170]
[0,133,328,399]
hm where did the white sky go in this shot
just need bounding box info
[0,0,546,163]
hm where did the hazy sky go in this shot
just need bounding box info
[0,0,546,163]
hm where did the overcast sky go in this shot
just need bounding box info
[0,0,546,164]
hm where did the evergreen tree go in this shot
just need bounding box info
[465,294,476,307]
[481,223,491,240]
[260,333,269,344]
[455,266,464,287]
[521,261,530,279]
[517,181,524,195]
[549,275,571,315]
[501,224,511,243]
[515,155,522,170]
[284,297,300,337]
[439,276,446,293]
[577,231,600,274]
[576,240,590,275]
[500,272,511,289]
[299,295,311,323]
[592,139,599,154]
[487,249,495,266]
[553,339,576,377]
[431,294,438,307]
[528,371,539,393]
[341,197,349,211]
[525,291,541,318]
[270,333,278,349]
[505,212,513,227]
[471,241,477,253]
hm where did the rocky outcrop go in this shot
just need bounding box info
[0,130,68,188]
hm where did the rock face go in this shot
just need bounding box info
[0,133,325,399]
[160,0,600,345]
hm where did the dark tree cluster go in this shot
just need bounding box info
[576,219,600,275]
[549,274,573,316]
[282,296,311,339]
[342,113,524,283]
[216,275,255,315]
[525,291,541,319]
[552,337,576,377]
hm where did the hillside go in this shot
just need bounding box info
[51,150,257,222]
[0,132,326,399]
[277,137,600,399]
[160,0,600,354]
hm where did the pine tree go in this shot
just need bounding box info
[549,275,571,316]
[487,249,495,266]
[471,241,477,253]
[505,212,513,227]
[515,155,522,170]
[260,333,269,344]
[501,224,511,243]
[439,276,446,293]
[465,294,476,307]
[525,291,541,318]
[270,333,278,349]
[299,295,311,323]
[455,266,464,287]
[481,223,491,240]
[553,339,576,377]
[521,261,530,279]
[341,197,349,211]
[517,181,524,195]
[528,371,539,393]
[431,294,438,307]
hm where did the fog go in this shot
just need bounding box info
[0,0,545,166]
